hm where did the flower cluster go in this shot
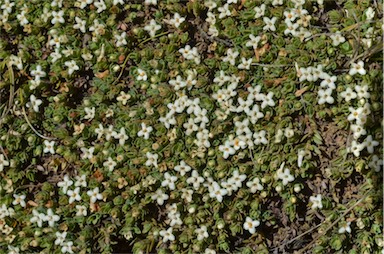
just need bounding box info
[0,1,381,254]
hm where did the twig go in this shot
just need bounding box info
[111,54,130,86]
[21,107,56,140]
[271,224,321,252]
[111,31,170,86]
[296,190,372,254]
[196,25,233,47]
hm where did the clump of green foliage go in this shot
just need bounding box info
[0,0,382,253]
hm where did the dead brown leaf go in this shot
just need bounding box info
[95,70,109,79]
[254,43,270,62]
[27,200,38,207]
[263,76,288,87]
[93,169,104,182]
[295,86,309,97]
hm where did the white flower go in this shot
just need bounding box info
[151,189,169,205]
[263,17,277,31]
[276,163,295,185]
[94,0,106,13]
[284,20,299,35]
[253,130,268,145]
[209,182,228,202]
[77,0,93,9]
[238,57,252,70]
[44,140,55,154]
[318,88,334,104]
[204,0,217,11]
[174,160,191,176]
[330,32,346,46]
[61,241,74,254]
[222,48,239,66]
[205,248,216,254]
[87,187,103,203]
[103,157,117,171]
[272,0,283,6]
[350,124,366,139]
[116,91,131,105]
[181,188,193,203]
[338,222,351,234]
[137,123,153,140]
[206,11,216,25]
[113,0,124,5]
[9,55,23,70]
[30,209,45,228]
[144,0,157,5]
[29,79,41,90]
[309,194,323,209]
[195,225,209,241]
[168,13,185,28]
[347,107,364,123]
[57,175,73,194]
[51,10,65,25]
[64,60,79,75]
[137,68,147,81]
[144,19,161,37]
[340,87,357,102]
[260,92,275,109]
[84,107,95,120]
[80,147,95,160]
[363,135,379,154]
[218,4,231,19]
[349,140,365,157]
[27,95,43,113]
[55,231,67,246]
[145,152,158,168]
[75,205,87,217]
[74,174,87,188]
[73,17,86,33]
[89,19,105,36]
[104,125,114,141]
[1,0,15,13]
[355,85,370,99]
[113,127,129,146]
[16,11,29,26]
[246,178,263,193]
[365,7,375,20]
[246,34,261,49]
[12,194,26,208]
[183,118,198,136]
[297,149,306,168]
[231,170,247,188]
[246,105,264,124]
[159,112,177,129]
[320,75,337,89]
[186,170,205,190]
[254,4,266,18]
[369,155,383,172]
[50,48,62,63]
[219,141,236,159]
[67,187,82,204]
[284,10,297,22]
[243,216,260,234]
[44,208,60,227]
[115,32,127,47]
[159,227,175,242]
[0,154,9,172]
[349,60,366,76]
[161,172,178,190]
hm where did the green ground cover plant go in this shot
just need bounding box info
[0,0,382,253]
